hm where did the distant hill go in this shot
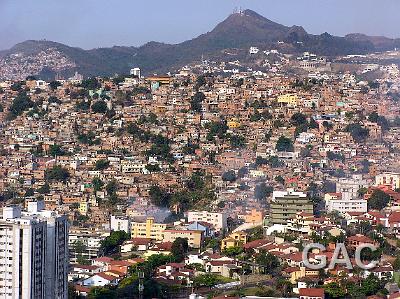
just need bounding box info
[344,33,400,50]
[1,9,399,80]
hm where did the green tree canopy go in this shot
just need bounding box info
[276,136,294,152]
[254,183,273,200]
[190,92,205,113]
[95,159,110,171]
[368,189,391,210]
[171,237,189,262]
[100,230,129,256]
[91,100,108,114]
[45,165,70,183]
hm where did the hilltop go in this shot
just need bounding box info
[1,9,400,79]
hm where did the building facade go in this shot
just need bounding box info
[187,211,227,232]
[131,217,166,241]
[270,190,313,225]
[0,201,68,299]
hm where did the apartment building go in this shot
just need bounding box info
[0,201,68,299]
[162,229,203,249]
[375,172,400,190]
[131,217,166,241]
[187,211,227,231]
[110,215,130,234]
[325,192,367,214]
[336,174,369,201]
[270,190,313,225]
[69,228,106,264]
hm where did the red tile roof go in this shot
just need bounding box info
[299,288,325,298]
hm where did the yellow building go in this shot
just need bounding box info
[277,94,299,107]
[131,217,166,241]
[79,201,89,216]
[221,231,248,251]
[227,119,240,129]
[146,76,171,85]
[285,267,319,284]
[143,248,171,259]
[162,230,203,249]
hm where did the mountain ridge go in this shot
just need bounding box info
[1,9,400,79]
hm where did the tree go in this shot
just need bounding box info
[368,189,391,210]
[229,135,246,149]
[346,123,369,143]
[45,166,70,183]
[100,230,129,256]
[190,92,205,113]
[322,121,333,131]
[95,159,110,170]
[193,274,220,288]
[268,156,284,168]
[171,238,189,262]
[254,183,273,200]
[368,111,389,131]
[24,188,34,197]
[10,81,23,91]
[275,136,294,152]
[206,121,228,141]
[92,177,104,192]
[223,246,243,257]
[76,100,91,111]
[81,77,101,90]
[195,75,206,89]
[49,144,66,156]
[187,172,205,191]
[222,170,237,182]
[309,117,319,129]
[149,186,171,207]
[145,164,161,172]
[49,81,61,90]
[77,132,100,145]
[48,96,61,104]
[324,282,346,298]
[72,240,90,265]
[68,283,78,299]
[91,100,108,114]
[237,167,248,178]
[8,92,35,119]
[393,255,400,270]
[294,123,308,137]
[290,112,307,127]
[275,175,285,185]
[360,274,384,296]
[87,287,116,299]
[105,180,118,195]
[38,183,50,194]
[255,251,280,275]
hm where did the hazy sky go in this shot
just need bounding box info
[1,0,400,50]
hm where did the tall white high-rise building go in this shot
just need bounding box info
[0,201,68,299]
[130,67,141,78]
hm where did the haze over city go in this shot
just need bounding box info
[1,0,400,50]
[3,1,400,299]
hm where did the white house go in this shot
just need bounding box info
[81,272,119,287]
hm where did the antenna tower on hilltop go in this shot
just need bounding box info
[233,7,244,15]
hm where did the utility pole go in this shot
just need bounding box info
[138,268,144,299]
